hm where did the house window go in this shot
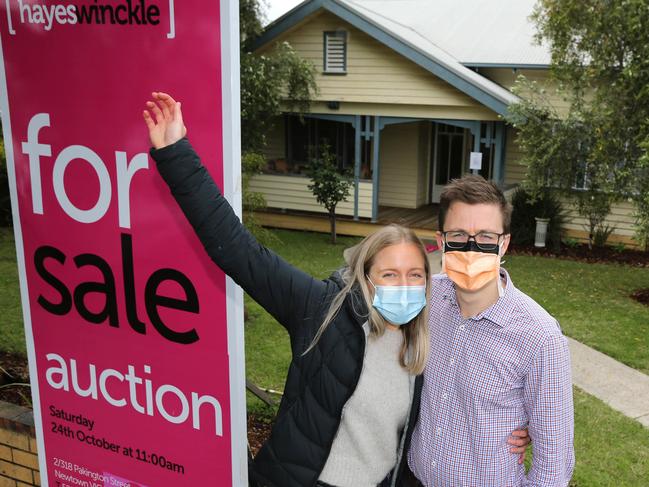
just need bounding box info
[267,115,369,178]
[323,31,347,74]
[286,115,355,173]
[571,140,590,190]
[573,161,590,190]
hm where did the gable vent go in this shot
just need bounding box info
[324,31,347,74]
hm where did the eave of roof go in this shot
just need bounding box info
[255,0,521,116]
[464,63,550,70]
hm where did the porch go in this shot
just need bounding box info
[253,113,507,227]
[254,204,439,239]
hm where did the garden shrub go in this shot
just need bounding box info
[510,187,566,251]
[592,224,616,248]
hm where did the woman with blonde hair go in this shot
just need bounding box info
[142,92,528,487]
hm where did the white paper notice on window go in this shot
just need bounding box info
[470,152,483,170]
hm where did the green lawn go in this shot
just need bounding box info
[506,255,649,374]
[0,227,24,353]
[571,387,649,486]
[2,226,649,484]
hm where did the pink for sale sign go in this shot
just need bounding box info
[0,0,246,485]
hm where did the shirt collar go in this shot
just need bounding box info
[439,268,516,327]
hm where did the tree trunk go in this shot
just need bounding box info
[329,208,337,244]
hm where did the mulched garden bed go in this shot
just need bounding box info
[248,414,274,455]
[0,350,31,407]
[631,288,649,306]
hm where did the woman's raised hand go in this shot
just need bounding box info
[143,92,187,149]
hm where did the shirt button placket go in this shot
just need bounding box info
[434,317,463,479]
[451,319,469,366]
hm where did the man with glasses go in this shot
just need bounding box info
[405,175,574,486]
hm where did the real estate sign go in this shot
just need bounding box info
[0,1,246,484]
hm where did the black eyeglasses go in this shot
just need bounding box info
[442,231,505,252]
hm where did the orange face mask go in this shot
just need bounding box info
[442,250,500,291]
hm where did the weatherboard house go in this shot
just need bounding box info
[249,0,637,245]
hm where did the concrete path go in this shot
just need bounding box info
[568,337,649,428]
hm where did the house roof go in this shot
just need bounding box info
[338,0,551,68]
[256,0,550,116]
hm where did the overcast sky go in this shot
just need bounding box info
[263,0,304,23]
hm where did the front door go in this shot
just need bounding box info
[430,123,467,203]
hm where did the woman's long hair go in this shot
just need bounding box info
[305,224,430,375]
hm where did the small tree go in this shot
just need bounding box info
[238,0,318,245]
[241,151,278,246]
[509,0,649,248]
[634,190,649,251]
[506,79,616,250]
[307,145,352,244]
[576,190,614,249]
[239,0,318,153]
[634,148,649,250]
[240,43,317,153]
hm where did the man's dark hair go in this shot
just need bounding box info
[438,175,512,233]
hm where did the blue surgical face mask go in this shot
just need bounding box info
[367,277,427,326]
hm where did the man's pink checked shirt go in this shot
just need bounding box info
[408,269,574,486]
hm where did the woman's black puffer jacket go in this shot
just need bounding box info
[151,139,422,487]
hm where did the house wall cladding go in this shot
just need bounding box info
[378,122,424,209]
[0,402,40,487]
[248,174,373,218]
[304,101,499,120]
[481,68,571,116]
[264,119,286,160]
[264,11,497,119]
[562,199,639,246]
[504,126,525,186]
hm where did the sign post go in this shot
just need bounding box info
[0,0,246,484]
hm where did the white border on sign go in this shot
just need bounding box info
[221,0,248,485]
[0,1,247,483]
[166,0,176,39]
[0,33,50,486]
